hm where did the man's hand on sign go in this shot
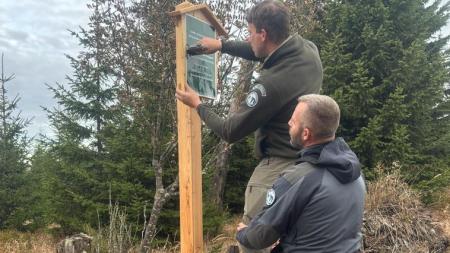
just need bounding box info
[175,84,202,109]
[197,37,222,54]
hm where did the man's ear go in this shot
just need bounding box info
[260,29,267,41]
[303,127,312,142]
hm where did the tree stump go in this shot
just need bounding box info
[56,233,92,253]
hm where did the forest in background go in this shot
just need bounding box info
[1,0,449,252]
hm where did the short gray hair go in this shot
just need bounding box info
[297,94,340,139]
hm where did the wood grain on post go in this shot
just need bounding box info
[170,2,227,252]
[173,2,203,252]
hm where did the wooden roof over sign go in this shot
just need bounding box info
[169,2,228,37]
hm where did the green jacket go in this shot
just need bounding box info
[197,34,322,159]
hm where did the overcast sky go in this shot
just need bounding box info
[1,0,450,141]
[0,0,90,139]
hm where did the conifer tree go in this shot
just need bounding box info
[0,54,31,228]
[40,0,136,231]
[317,0,450,174]
[39,0,180,241]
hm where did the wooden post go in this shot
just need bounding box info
[170,3,227,252]
[174,3,203,253]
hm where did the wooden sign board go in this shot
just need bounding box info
[186,14,217,99]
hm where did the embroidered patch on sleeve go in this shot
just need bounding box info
[245,91,259,107]
[252,84,267,97]
[266,188,276,206]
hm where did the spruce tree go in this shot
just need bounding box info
[38,0,179,239]
[0,54,31,228]
[317,0,450,172]
[40,0,131,231]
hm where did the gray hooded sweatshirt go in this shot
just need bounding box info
[236,138,366,252]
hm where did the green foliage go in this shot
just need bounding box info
[152,198,180,243]
[224,137,258,214]
[317,0,450,176]
[33,112,159,234]
[19,147,59,231]
[0,55,31,229]
[26,1,185,247]
[405,160,450,205]
[313,0,450,202]
[203,202,229,238]
[28,0,166,234]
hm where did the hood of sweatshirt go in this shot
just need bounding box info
[297,137,361,184]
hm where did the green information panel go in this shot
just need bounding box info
[185,14,217,99]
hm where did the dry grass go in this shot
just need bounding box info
[0,230,57,253]
[363,168,449,253]
[431,188,450,253]
[203,217,240,253]
[1,172,448,253]
[88,203,134,253]
[0,230,235,253]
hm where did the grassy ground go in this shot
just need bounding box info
[0,230,57,253]
[431,188,450,253]
[0,209,447,253]
[435,209,450,253]
[432,208,450,253]
[0,212,448,253]
[0,225,237,253]
[0,187,448,253]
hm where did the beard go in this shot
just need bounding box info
[290,126,305,149]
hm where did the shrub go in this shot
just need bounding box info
[363,166,449,252]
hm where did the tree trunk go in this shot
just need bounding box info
[139,140,178,253]
[139,176,178,253]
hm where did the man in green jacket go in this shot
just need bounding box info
[176,1,322,251]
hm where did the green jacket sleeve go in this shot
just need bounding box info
[221,40,261,62]
[197,83,280,143]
